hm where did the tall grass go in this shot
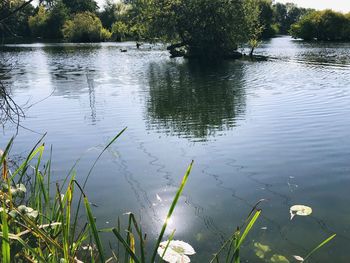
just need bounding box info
[0,132,336,262]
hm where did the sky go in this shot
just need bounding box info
[275,0,350,13]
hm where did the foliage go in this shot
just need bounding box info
[111,21,129,41]
[29,2,69,39]
[273,2,311,34]
[147,0,253,58]
[99,0,131,29]
[0,0,35,38]
[62,0,98,14]
[62,12,110,42]
[28,6,49,38]
[44,1,70,39]
[290,10,350,41]
[100,27,112,41]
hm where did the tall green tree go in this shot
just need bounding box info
[0,0,34,38]
[290,9,350,41]
[148,0,255,58]
[62,0,98,14]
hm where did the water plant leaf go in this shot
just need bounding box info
[303,234,336,261]
[290,205,312,220]
[1,205,10,263]
[270,254,290,263]
[254,242,271,259]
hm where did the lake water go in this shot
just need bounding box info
[1,36,350,262]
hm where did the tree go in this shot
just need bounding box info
[62,12,111,42]
[273,2,311,34]
[290,9,350,41]
[0,0,34,38]
[28,6,49,37]
[258,0,276,38]
[111,21,128,41]
[99,0,130,29]
[62,0,98,14]
[44,0,69,39]
[147,0,254,59]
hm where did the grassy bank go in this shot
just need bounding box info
[0,130,335,262]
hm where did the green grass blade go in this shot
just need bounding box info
[229,210,261,262]
[304,234,336,261]
[83,127,127,189]
[236,210,261,249]
[150,160,193,263]
[72,128,126,245]
[1,206,10,263]
[0,137,14,165]
[111,228,140,263]
[83,195,105,263]
[161,229,176,260]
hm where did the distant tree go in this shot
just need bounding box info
[147,0,254,58]
[273,2,310,34]
[28,6,49,37]
[290,10,350,41]
[99,0,130,29]
[258,0,276,38]
[62,0,98,14]
[44,1,69,39]
[111,21,128,41]
[62,12,111,42]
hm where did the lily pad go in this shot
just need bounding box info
[270,254,290,263]
[254,242,271,259]
[290,205,312,220]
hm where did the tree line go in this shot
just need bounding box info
[0,0,349,58]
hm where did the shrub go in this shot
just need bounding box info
[62,12,108,42]
[100,27,112,41]
[111,21,128,41]
[290,9,350,41]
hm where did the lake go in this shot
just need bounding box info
[1,36,350,262]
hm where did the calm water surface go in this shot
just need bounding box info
[1,37,350,262]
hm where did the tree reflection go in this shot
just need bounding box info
[145,60,246,140]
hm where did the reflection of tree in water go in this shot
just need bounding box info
[42,45,99,123]
[145,60,246,140]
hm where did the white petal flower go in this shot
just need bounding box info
[293,255,304,262]
[158,240,195,263]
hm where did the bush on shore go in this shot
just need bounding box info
[290,9,350,41]
[62,12,111,42]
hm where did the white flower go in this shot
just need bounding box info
[158,240,195,263]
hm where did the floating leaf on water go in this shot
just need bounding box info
[158,240,195,263]
[254,242,271,259]
[293,255,304,262]
[195,232,203,242]
[290,205,312,220]
[270,254,290,263]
